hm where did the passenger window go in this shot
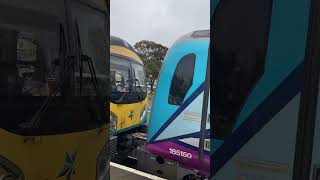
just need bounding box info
[211,0,273,139]
[168,53,196,106]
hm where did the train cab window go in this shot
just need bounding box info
[0,3,109,135]
[110,55,147,104]
[169,53,196,106]
[110,56,130,93]
[72,5,109,97]
[0,23,69,135]
[211,0,273,139]
[0,27,60,97]
[132,62,147,93]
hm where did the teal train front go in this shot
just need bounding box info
[146,30,210,177]
[210,0,317,179]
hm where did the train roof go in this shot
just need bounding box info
[110,35,143,65]
[177,30,210,42]
[110,35,136,52]
[167,30,210,54]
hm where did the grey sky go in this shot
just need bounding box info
[110,0,210,48]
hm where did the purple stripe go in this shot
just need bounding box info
[146,142,210,176]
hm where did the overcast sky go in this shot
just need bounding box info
[110,0,210,48]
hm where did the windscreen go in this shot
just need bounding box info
[110,55,147,104]
[131,62,147,93]
[72,2,109,97]
[110,55,130,93]
[0,2,109,135]
[0,17,62,134]
[0,27,60,97]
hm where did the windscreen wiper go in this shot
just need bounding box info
[19,73,68,129]
[115,78,143,103]
[132,78,144,100]
[75,21,104,116]
[115,91,128,103]
[115,81,130,103]
[115,69,131,103]
[19,24,72,129]
[80,54,104,108]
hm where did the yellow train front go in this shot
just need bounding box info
[110,36,148,159]
[0,0,110,179]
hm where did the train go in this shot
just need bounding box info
[0,0,109,179]
[109,35,148,160]
[211,0,320,179]
[146,30,210,179]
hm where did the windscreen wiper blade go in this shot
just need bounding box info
[19,77,63,129]
[115,87,129,103]
[133,78,144,100]
[81,54,104,108]
[19,24,72,129]
[115,69,131,103]
[74,21,104,119]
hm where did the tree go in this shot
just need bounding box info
[134,40,168,92]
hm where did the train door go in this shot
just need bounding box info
[211,0,315,179]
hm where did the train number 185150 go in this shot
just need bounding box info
[169,148,192,159]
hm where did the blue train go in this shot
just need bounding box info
[146,30,210,177]
[211,0,320,179]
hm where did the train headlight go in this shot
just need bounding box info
[96,143,109,180]
[110,113,117,131]
[0,156,24,180]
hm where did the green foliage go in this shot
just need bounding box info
[134,40,168,92]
